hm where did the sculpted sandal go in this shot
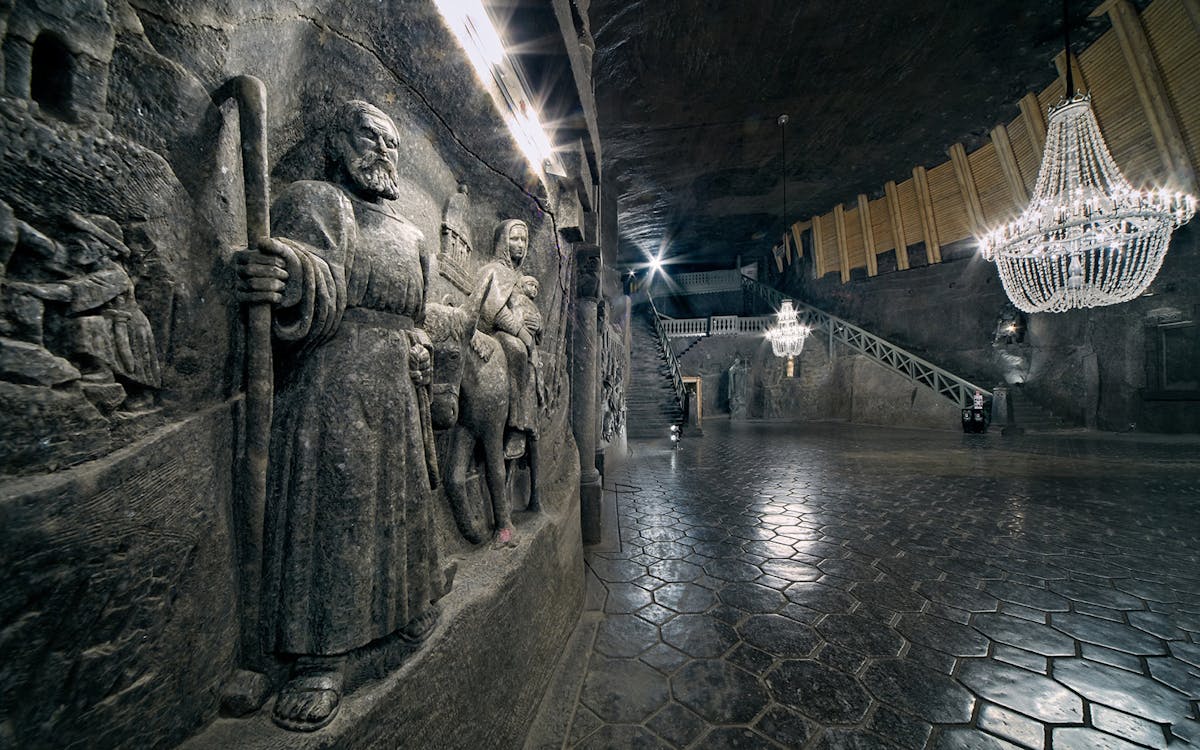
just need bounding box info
[272,672,343,732]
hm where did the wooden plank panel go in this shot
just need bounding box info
[857,194,878,277]
[834,204,851,283]
[947,143,985,234]
[818,211,840,279]
[1038,77,1067,117]
[1078,22,1166,187]
[1007,114,1041,196]
[1184,0,1200,35]
[991,123,1030,206]
[1019,93,1046,164]
[912,166,941,264]
[869,196,893,254]
[968,143,1016,226]
[811,213,826,277]
[789,220,810,258]
[1142,0,1200,185]
[820,211,840,274]
[884,180,910,270]
[1101,0,1196,189]
[1054,51,1090,93]
[843,204,866,273]
[896,178,923,249]
[927,160,971,245]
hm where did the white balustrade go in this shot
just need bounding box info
[661,318,709,338]
[709,315,739,336]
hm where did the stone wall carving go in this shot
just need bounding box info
[598,303,625,445]
[0,10,192,476]
[234,100,453,731]
[430,219,545,547]
[2,206,161,407]
[438,182,475,293]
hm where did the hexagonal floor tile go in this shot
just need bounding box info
[580,656,670,723]
[672,659,770,724]
[766,659,871,725]
[661,614,739,658]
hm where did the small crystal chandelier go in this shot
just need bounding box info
[766,299,811,375]
[978,4,1195,314]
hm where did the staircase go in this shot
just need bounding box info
[626,304,685,438]
[741,276,991,408]
[1006,388,1071,432]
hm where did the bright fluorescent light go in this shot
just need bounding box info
[433,0,566,180]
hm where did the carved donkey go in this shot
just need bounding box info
[426,291,539,546]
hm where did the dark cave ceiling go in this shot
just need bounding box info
[590,0,1117,270]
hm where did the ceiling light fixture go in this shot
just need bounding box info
[978,0,1195,313]
[434,0,567,180]
[765,299,811,371]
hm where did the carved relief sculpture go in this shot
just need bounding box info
[438,182,475,293]
[1,204,160,411]
[599,318,625,445]
[234,100,449,732]
[432,219,544,546]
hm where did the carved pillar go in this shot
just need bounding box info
[572,243,603,544]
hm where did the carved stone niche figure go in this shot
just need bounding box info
[727,355,749,419]
[234,100,451,733]
[0,203,160,410]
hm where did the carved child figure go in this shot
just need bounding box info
[512,274,544,405]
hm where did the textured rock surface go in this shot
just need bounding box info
[592,0,1115,266]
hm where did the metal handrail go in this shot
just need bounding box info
[645,293,687,419]
[740,276,991,407]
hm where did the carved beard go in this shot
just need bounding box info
[347,149,400,200]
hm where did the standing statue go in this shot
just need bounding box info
[728,355,749,419]
[234,100,449,732]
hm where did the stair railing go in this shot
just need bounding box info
[645,293,687,420]
[741,276,991,407]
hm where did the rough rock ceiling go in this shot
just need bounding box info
[592,0,1113,269]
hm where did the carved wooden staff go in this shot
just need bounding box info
[213,75,272,681]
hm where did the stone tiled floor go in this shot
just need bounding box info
[531,421,1200,749]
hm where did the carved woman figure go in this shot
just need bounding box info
[474,219,538,459]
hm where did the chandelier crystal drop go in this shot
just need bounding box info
[766,299,811,358]
[979,94,1195,313]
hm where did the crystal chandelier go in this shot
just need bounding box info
[979,93,1195,313]
[766,299,811,359]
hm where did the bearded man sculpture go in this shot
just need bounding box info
[236,100,448,732]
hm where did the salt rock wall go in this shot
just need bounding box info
[673,333,960,430]
[1,1,585,748]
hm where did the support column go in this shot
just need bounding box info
[571,244,603,544]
